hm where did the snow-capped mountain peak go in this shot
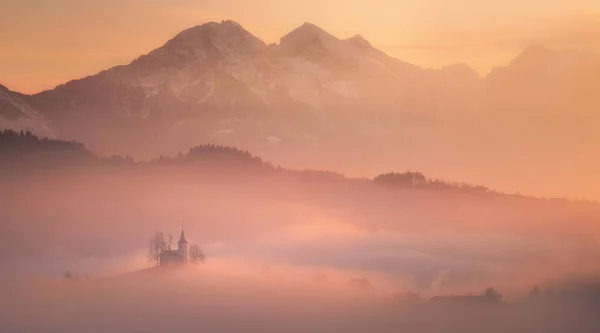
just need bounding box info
[170,20,266,54]
[128,20,267,72]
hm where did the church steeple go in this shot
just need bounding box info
[178,229,188,244]
[177,228,188,264]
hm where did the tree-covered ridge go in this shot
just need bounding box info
[0,129,267,168]
[3,129,591,203]
[374,171,495,194]
[151,143,266,166]
[0,129,92,157]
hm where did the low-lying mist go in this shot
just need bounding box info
[3,265,600,333]
[2,140,600,332]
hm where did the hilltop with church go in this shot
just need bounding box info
[159,229,189,267]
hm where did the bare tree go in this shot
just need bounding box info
[168,233,173,250]
[189,244,205,264]
[148,232,167,266]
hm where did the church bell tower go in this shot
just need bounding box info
[177,228,188,265]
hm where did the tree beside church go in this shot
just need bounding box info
[147,229,204,268]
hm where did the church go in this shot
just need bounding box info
[159,229,188,267]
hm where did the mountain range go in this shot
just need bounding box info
[1,20,600,197]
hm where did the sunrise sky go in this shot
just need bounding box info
[1,0,599,93]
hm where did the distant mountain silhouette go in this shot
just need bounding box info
[486,46,600,112]
[7,20,484,158]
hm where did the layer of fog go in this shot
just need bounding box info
[2,166,599,294]
[3,266,600,333]
[2,165,600,332]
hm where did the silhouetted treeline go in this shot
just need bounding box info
[1,129,597,204]
[0,129,91,157]
[151,143,266,167]
[375,171,498,194]
[0,129,269,171]
[0,129,95,170]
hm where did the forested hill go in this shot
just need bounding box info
[1,129,92,158]
[1,129,595,204]
[0,129,266,170]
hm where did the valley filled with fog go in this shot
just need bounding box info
[2,131,600,332]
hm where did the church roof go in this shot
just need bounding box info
[160,250,181,258]
[178,229,188,244]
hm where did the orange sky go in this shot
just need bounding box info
[1,0,599,93]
